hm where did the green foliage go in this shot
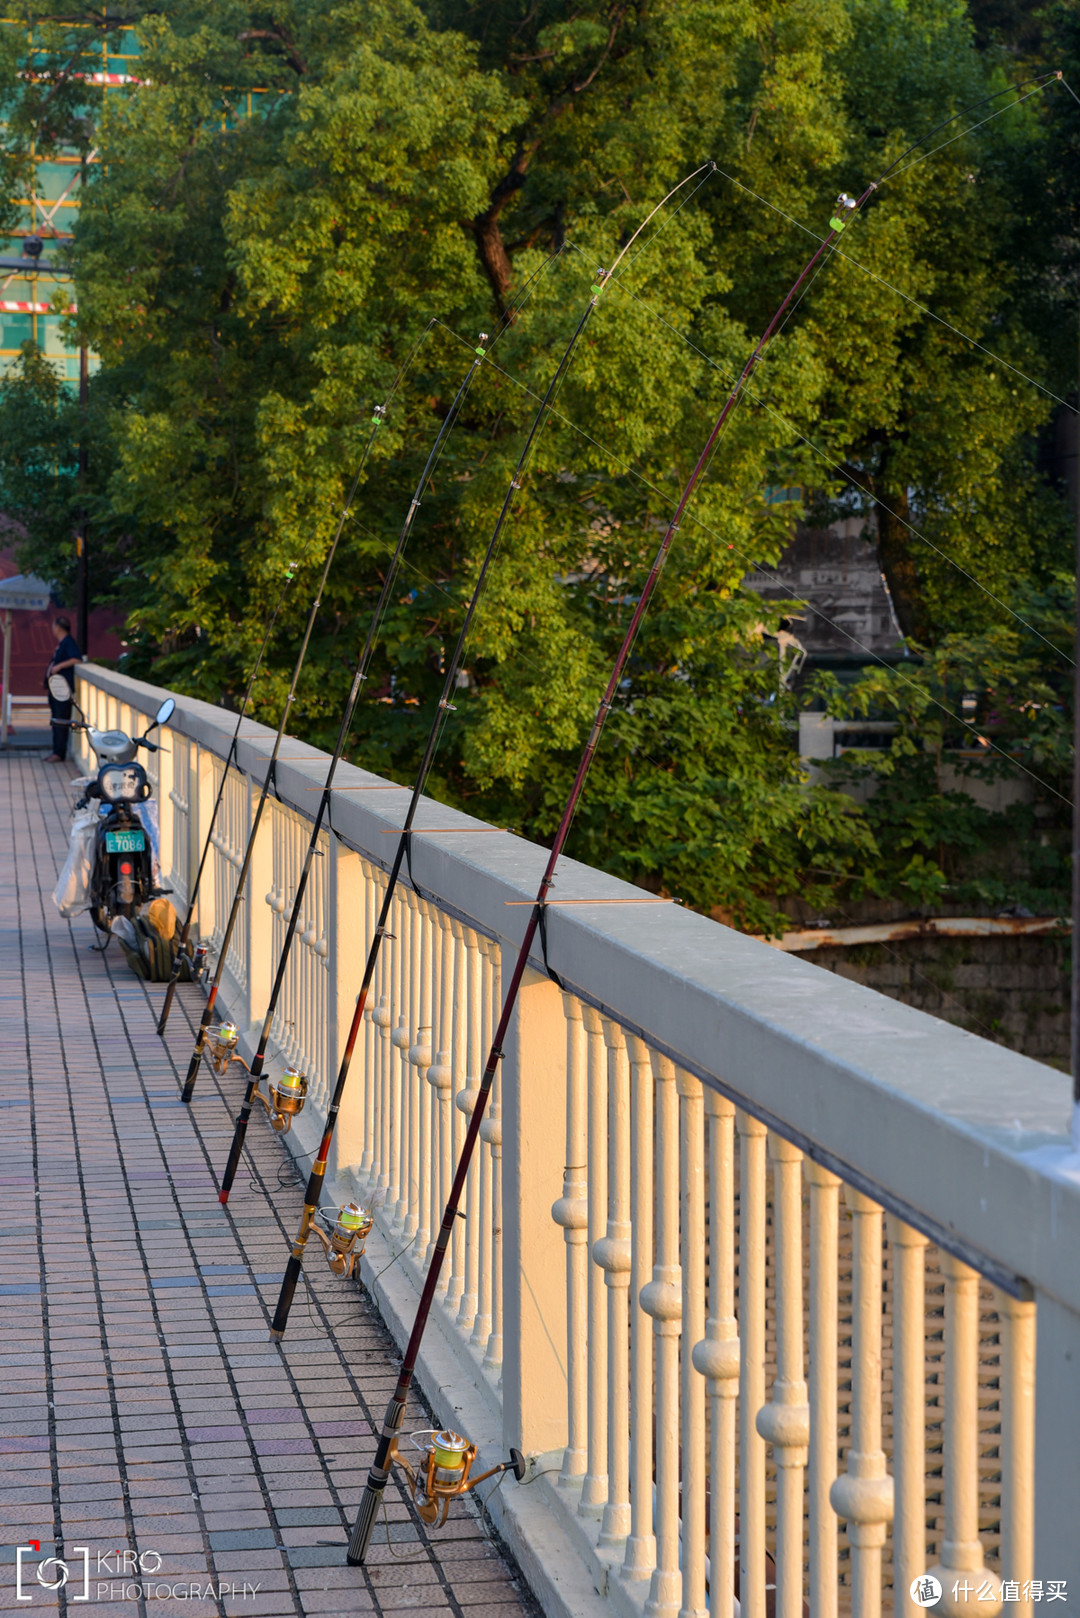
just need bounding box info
[0,341,81,590]
[0,0,1072,932]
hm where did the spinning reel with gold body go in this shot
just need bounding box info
[252,1067,309,1135]
[310,1202,374,1278]
[206,1023,242,1074]
[391,1430,526,1529]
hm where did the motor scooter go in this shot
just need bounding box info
[71,698,176,934]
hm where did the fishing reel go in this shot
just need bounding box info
[390,1429,526,1529]
[253,1067,308,1134]
[829,192,858,232]
[312,1201,374,1278]
[190,939,209,982]
[207,1023,242,1073]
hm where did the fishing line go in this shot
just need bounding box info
[874,72,1060,184]
[155,565,298,1035]
[214,250,565,1199]
[709,164,1077,416]
[437,323,1071,807]
[179,322,437,1105]
[267,166,718,1347]
[883,79,1056,182]
[591,266,1076,666]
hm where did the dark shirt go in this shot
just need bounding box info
[46,634,82,694]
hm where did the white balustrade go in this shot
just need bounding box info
[73,664,1080,1618]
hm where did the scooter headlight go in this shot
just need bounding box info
[98,764,146,802]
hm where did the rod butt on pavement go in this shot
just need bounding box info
[270,1254,303,1340]
[218,1114,250,1201]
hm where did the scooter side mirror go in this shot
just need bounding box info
[148,697,175,731]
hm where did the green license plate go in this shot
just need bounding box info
[105,828,146,854]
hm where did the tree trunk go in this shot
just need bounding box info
[875,484,928,643]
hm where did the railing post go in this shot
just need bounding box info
[500,964,569,1457]
[623,1032,656,1581]
[831,1187,894,1618]
[643,1053,681,1618]
[756,1132,809,1618]
[693,1090,738,1618]
[1033,1288,1080,1590]
[887,1214,928,1618]
[409,899,434,1257]
[455,927,482,1335]
[737,1109,768,1618]
[678,1068,707,1618]
[327,832,368,1179]
[928,1253,1001,1616]
[806,1159,841,1618]
[996,1286,1035,1618]
[597,1018,632,1554]
[242,774,273,1032]
[552,994,588,1488]
[579,1003,609,1518]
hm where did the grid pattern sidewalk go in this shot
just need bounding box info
[0,752,538,1618]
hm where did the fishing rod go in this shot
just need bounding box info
[215,257,562,1201]
[345,77,1055,1565]
[265,163,715,1341]
[156,566,298,1035]
[179,406,392,1105]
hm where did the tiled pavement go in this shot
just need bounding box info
[0,753,539,1618]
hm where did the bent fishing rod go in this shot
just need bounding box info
[156,566,298,1036]
[179,406,392,1105]
[215,263,559,1202]
[344,77,1054,1563]
[265,164,715,1341]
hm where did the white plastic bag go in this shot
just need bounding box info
[53,805,99,918]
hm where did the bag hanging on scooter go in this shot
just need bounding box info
[53,804,99,918]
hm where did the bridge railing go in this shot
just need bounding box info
[73,664,1080,1618]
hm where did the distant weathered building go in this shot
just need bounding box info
[742,516,906,675]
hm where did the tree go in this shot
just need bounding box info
[1,0,1072,930]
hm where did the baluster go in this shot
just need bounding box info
[677,1069,707,1618]
[596,1020,632,1552]
[481,933,503,1372]
[996,1288,1035,1618]
[553,994,588,1487]
[578,1003,609,1517]
[373,873,392,1200]
[623,1033,656,1579]
[692,1091,738,1618]
[757,1135,809,1618]
[359,861,377,1188]
[927,1254,1001,1616]
[807,1161,842,1618]
[886,1215,928,1618]
[831,1188,894,1618]
[737,1109,768,1618]
[456,928,482,1334]
[470,936,495,1351]
[643,1054,680,1618]
[434,916,461,1298]
[446,925,466,1313]
[410,898,434,1253]
[390,886,411,1232]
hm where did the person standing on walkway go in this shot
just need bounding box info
[43,615,81,762]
